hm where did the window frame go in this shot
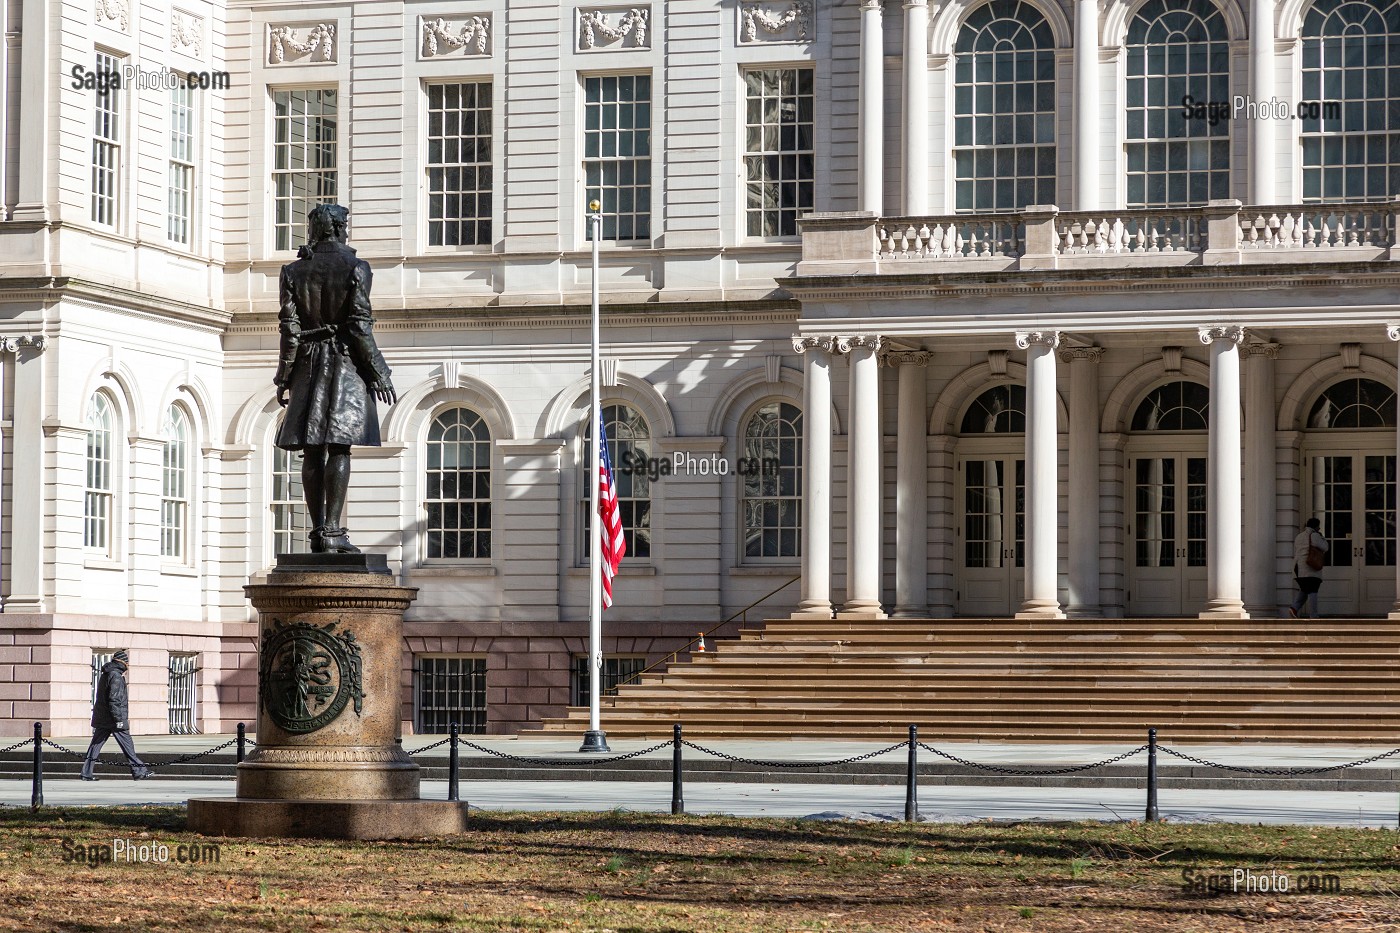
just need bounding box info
[422,406,494,563]
[160,404,194,564]
[270,441,311,559]
[84,392,117,555]
[270,85,340,253]
[167,81,197,247]
[580,70,654,245]
[421,79,495,252]
[738,399,803,564]
[741,64,816,242]
[91,49,126,228]
[578,402,653,565]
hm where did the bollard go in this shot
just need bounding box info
[448,723,460,803]
[671,724,684,815]
[1145,728,1159,823]
[905,724,918,822]
[236,722,246,763]
[31,722,43,810]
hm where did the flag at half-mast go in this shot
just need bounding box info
[598,413,627,608]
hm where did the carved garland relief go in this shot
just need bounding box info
[422,15,493,58]
[739,1,813,43]
[268,23,338,65]
[577,7,651,51]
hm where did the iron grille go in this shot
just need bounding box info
[571,656,647,708]
[415,656,487,734]
[167,653,199,734]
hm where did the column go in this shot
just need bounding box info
[4,337,45,612]
[839,335,886,619]
[1062,346,1104,616]
[1387,326,1400,619]
[1248,0,1275,203]
[1015,331,1064,619]
[13,0,50,219]
[901,0,928,214]
[793,336,835,619]
[859,0,884,214]
[1243,342,1280,615]
[887,349,929,617]
[1199,326,1249,619]
[1072,0,1101,210]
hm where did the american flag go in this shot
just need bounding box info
[598,413,627,608]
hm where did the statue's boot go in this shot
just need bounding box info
[309,526,328,553]
[319,527,361,554]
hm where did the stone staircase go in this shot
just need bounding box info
[536,617,1400,743]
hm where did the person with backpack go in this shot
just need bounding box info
[1290,518,1329,619]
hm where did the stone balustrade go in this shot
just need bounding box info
[797,199,1400,275]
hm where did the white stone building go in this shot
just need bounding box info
[0,0,1397,735]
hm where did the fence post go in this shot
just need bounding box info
[671,724,684,815]
[448,722,460,803]
[905,724,919,822]
[236,722,246,763]
[30,722,43,810]
[1145,728,1159,823]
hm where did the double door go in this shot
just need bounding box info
[1128,454,1208,616]
[1309,453,1396,617]
[957,456,1025,616]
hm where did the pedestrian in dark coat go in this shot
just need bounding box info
[274,204,396,554]
[81,649,152,780]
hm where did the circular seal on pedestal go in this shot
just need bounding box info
[259,619,365,734]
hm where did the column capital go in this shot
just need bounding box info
[1015,331,1061,350]
[1387,324,1400,342]
[880,349,929,367]
[902,0,927,8]
[859,0,883,10]
[0,335,46,354]
[792,334,838,354]
[836,334,884,354]
[1058,346,1104,364]
[1243,341,1280,359]
[1198,325,1246,346]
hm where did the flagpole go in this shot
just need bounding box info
[581,199,610,753]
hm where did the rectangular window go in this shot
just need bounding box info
[168,84,196,244]
[167,653,198,735]
[415,656,487,734]
[272,88,338,251]
[426,82,493,247]
[91,651,114,708]
[952,48,1056,212]
[571,655,647,708]
[91,51,123,226]
[583,74,651,241]
[272,447,311,556]
[744,68,815,237]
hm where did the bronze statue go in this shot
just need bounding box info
[275,204,396,554]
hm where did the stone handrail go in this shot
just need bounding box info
[797,199,1400,273]
[1237,203,1396,250]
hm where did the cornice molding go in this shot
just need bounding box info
[0,277,229,331]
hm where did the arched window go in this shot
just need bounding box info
[1301,0,1400,201]
[425,408,492,559]
[583,404,652,559]
[741,401,802,559]
[84,393,115,551]
[953,0,1056,212]
[1308,377,1398,428]
[271,445,310,555]
[161,405,192,560]
[1131,381,1210,430]
[960,384,1026,433]
[1125,0,1230,207]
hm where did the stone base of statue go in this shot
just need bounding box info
[188,554,470,840]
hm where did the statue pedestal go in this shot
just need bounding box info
[188,554,470,840]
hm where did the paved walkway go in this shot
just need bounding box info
[5,734,1399,828]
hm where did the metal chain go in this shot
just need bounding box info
[41,736,238,771]
[918,741,1149,775]
[0,738,34,754]
[454,738,672,766]
[1158,745,1400,776]
[407,737,452,756]
[682,739,910,769]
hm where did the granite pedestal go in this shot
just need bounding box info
[188,554,470,840]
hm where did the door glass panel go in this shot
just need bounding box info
[1135,458,1176,567]
[1185,457,1208,567]
[1314,456,1354,567]
[964,459,1005,569]
[1364,455,1397,567]
[1013,459,1025,568]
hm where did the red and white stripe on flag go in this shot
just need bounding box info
[598,413,627,608]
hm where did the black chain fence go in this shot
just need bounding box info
[918,741,1150,776]
[1158,745,1400,776]
[455,738,673,767]
[681,738,909,769]
[41,736,241,771]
